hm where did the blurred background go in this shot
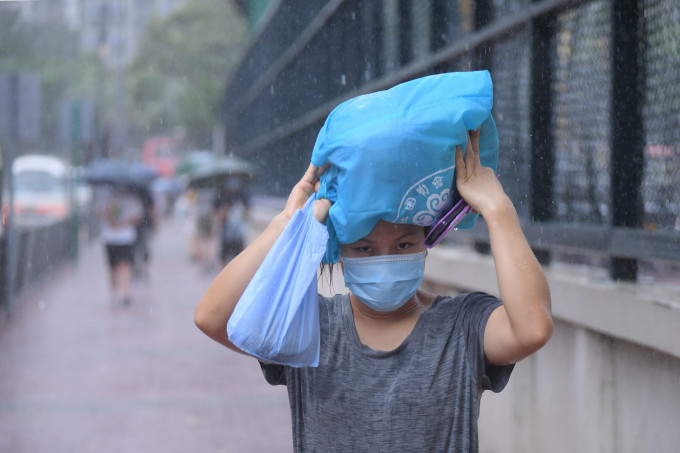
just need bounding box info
[0,1,679,452]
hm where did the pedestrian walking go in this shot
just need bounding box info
[133,186,157,280]
[195,71,553,451]
[97,185,143,305]
[214,187,250,267]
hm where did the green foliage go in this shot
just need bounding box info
[127,0,247,147]
[0,8,103,147]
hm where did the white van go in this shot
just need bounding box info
[3,154,73,226]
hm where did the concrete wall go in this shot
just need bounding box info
[425,247,680,453]
[248,202,680,452]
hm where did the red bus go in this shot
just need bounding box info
[141,136,181,177]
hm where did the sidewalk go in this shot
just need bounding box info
[0,219,292,453]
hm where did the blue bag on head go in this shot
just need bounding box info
[311,70,499,263]
[227,195,328,367]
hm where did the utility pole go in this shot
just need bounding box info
[95,2,108,160]
[1,74,19,317]
[70,100,81,260]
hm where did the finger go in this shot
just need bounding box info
[470,127,480,153]
[315,163,330,179]
[463,131,476,172]
[470,129,483,170]
[301,163,319,185]
[313,198,331,223]
[296,164,324,198]
[303,163,330,186]
[455,145,466,181]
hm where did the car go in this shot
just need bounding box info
[2,154,73,228]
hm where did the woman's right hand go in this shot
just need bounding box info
[195,162,330,353]
[283,163,331,223]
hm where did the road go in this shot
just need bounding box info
[0,218,293,453]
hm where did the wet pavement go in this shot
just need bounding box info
[0,219,292,453]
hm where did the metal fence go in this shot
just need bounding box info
[220,0,680,281]
[0,218,76,317]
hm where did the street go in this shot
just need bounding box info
[0,218,292,453]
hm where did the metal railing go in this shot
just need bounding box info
[220,0,680,282]
[0,217,77,317]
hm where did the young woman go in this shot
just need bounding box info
[195,127,552,451]
[98,185,143,305]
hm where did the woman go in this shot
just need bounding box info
[98,185,143,305]
[195,125,552,451]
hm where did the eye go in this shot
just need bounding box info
[396,242,412,251]
[354,246,373,253]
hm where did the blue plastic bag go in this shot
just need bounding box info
[311,70,499,263]
[227,195,328,367]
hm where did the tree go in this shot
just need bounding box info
[0,9,107,153]
[127,0,247,148]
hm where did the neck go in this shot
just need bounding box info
[349,290,432,321]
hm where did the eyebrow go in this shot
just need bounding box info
[357,230,418,243]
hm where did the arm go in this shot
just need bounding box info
[455,129,553,366]
[194,164,331,353]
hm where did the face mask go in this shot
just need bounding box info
[341,251,426,312]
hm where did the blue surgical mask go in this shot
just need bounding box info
[341,251,426,312]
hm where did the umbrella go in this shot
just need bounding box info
[174,150,216,177]
[186,154,257,189]
[82,158,159,188]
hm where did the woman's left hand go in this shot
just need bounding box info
[455,130,553,366]
[454,128,507,217]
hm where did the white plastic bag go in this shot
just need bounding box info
[227,195,328,367]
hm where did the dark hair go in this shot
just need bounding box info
[318,262,336,293]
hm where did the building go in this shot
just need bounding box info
[1,0,187,68]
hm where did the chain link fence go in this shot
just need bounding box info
[641,0,680,231]
[221,0,680,281]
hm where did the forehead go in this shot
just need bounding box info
[349,220,424,243]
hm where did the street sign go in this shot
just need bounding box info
[0,72,41,143]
